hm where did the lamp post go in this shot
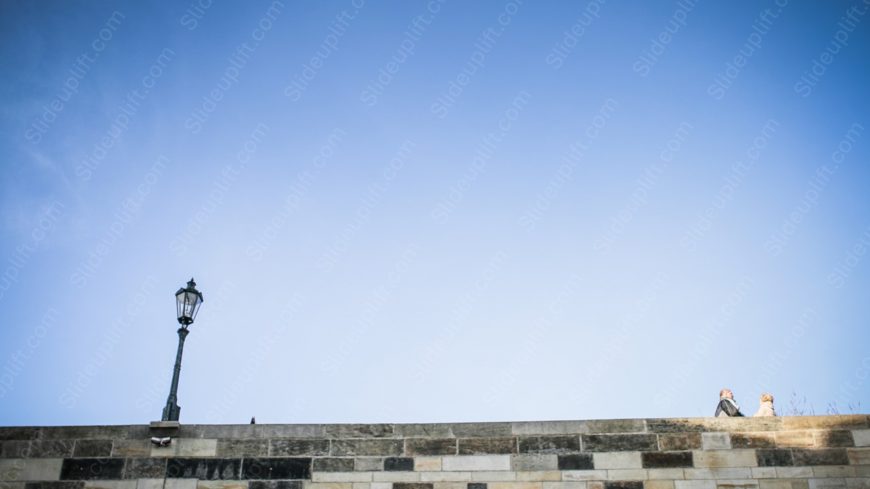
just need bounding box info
[161,278,204,422]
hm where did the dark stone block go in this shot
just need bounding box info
[218,439,269,457]
[815,430,854,447]
[605,482,643,489]
[249,482,304,489]
[451,423,512,438]
[1,440,31,458]
[25,483,84,489]
[166,458,242,480]
[324,424,394,438]
[270,439,329,456]
[384,458,414,471]
[582,435,658,452]
[731,433,775,449]
[242,458,311,480]
[518,436,580,454]
[30,441,74,458]
[123,458,166,479]
[458,438,517,455]
[641,452,693,468]
[42,427,137,441]
[60,458,125,480]
[468,484,487,489]
[331,439,403,456]
[394,484,433,489]
[792,448,849,466]
[406,438,456,456]
[313,458,354,472]
[0,428,40,441]
[73,440,112,458]
[657,433,701,451]
[557,454,594,470]
[756,449,793,467]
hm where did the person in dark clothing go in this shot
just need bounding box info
[715,388,745,417]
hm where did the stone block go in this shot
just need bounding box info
[441,457,510,472]
[394,425,453,438]
[792,449,849,466]
[846,448,870,465]
[74,441,113,458]
[466,484,486,489]
[749,468,776,478]
[713,481,757,489]
[756,449,794,467]
[0,483,24,489]
[518,437,580,455]
[470,473,515,482]
[645,482,674,489]
[783,416,867,431]
[250,484,301,489]
[589,483,604,489]
[807,480,846,489]
[641,452,693,469]
[731,434,775,450]
[659,435,702,451]
[593,453,642,470]
[166,458,242,480]
[311,474,371,483]
[332,440,403,457]
[845,479,870,489]
[605,470,646,481]
[197,482,248,489]
[603,482,643,489]
[1,441,31,458]
[393,484,433,489]
[0,429,40,441]
[459,439,517,455]
[451,425,512,438]
[324,425,394,439]
[30,441,74,458]
[774,467,813,478]
[152,439,218,457]
[369,483,392,489]
[165,480,197,489]
[814,431,854,448]
[419,473,471,482]
[489,483,542,489]
[353,459,382,472]
[515,472,560,482]
[512,423,589,436]
[60,459,125,481]
[384,459,413,472]
[135,480,164,489]
[111,441,150,458]
[558,455,593,471]
[24,484,84,489]
[776,433,815,449]
[682,468,751,480]
[543,483,587,489]
[306,484,350,489]
[692,450,757,468]
[561,471,607,482]
[83,481,135,489]
[243,459,311,480]
[414,458,441,472]
[407,440,457,456]
[674,481,716,489]
[2,460,63,482]
[372,472,420,482]
[512,455,557,472]
[646,469,684,480]
[701,434,730,451]
[758,481,807,489]
[586,420,646,434]
[582,436,657,453]
[123,459,166,479]
[853,430,870,447]
[271,440,330,457]
[217,440,269,457]
[314,459,354,473]
[811,467,854,478]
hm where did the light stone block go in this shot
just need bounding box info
[701,433,731,450]
[811,467,854,478]
[351,483,369,489]
[692,450,757,468]
[561,471,607,481]
[684,468,751,480]
[137,479,166,489]
[313,472,373,483]
[848,448,870,465]
[472,472,517,482]
[516,471,561,482]
[647,468,685,480]
[354,459,382,472]
[151,439,217,457]
[512,422,589,436]
[808,479,846,489]
[197,482,248,489]
[0,484,24,489]
[588,482,604,489]
[85,481,137,489]
[490,483,543,489]
[415,457,442,472]
[759,481,797,489]
[646,481,675,489]
[372,472,420,482]
[775,467,813,478]
[751,468,777,479]
[513,455,558,471]
[307,484,352,489]
[0,459,63,481]
[165,480,197,489]
[442,455,511,471]
[370,483,392,489]
[776,432,815,448]
[674,481,716,489]
[592,452,642,469]
[605,469,646,480]
[853,430,870,447]
[845,478,870,489]
[420,472,471,482]
[434,483,467,489]
[543,482,587,489]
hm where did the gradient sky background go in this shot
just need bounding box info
[1,1,869,427]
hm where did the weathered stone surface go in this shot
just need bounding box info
[153,439,218,457]
[511,455,557,472]
[592,453,641,470]
[122,458,166,479]
[692,450,757,468]
[515,471,559,482]
[183,426,323,440]
[43,428,141,442]
[517,437,580,454]
[1,459,64,481]
[196,481,248,489]
[641,452,693,468]
[311,473,371,483]
[384,458,414,472]
[30,442,74,458]
[556,455,592,471]
[242,458,311,480]
[488,483,542,489]
[700,434,730,451]
[543,483,587,489]
[561,471,607,482]
[451,425,513,438]
[731,434,776,449]
[469,484,487,489]
[682,467,751,479]
[512,423,589,436]
[73,441,112,458]
[23,483,84,489]
[395,425,453,438]
[217,440,269,457]
[582,435,657,453]
[406,439,457,456]
[419,473,471,483]
[1,441,31,458]
[845,479,870,489]
[83,480,136,489]
[0,428,40,441]
[248,482,303,489]
[644,481,674,489]
[811,467,854,478]
[645,468,684,480]
[60,459,125,481]
[442,456,511,472]
[372,472,420,482]
[585,420,646,434]
[807,479,847,489]
[674,481,716,489]
[324,426,394,439]
[110,440,150,458]
[603,482,642,489]
[658,434,702,451]
[854,430,870,447]
[331,440,403,457]
[775,432,815,449]
[814,432,854,448]
[756,449,794,467]
[848,448,870,465]
[792,449,849,466]
[270,440,329,457]
[393,484,433,489]
[166,458,242,480]
[459,439,517,455]
[605,470,646,481]
[781,416,867,431]
[414,457,441,472]
[314,458,354,472]
[470,472,514,482]
[354,459,383,472]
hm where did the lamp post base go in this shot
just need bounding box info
[162,403,181,422]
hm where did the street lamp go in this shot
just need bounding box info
[161,278,204,422]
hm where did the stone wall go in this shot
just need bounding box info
[1,416,868,489]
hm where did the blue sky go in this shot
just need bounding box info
[1,1,869,426]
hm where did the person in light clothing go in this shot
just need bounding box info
[754,393,777,417]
